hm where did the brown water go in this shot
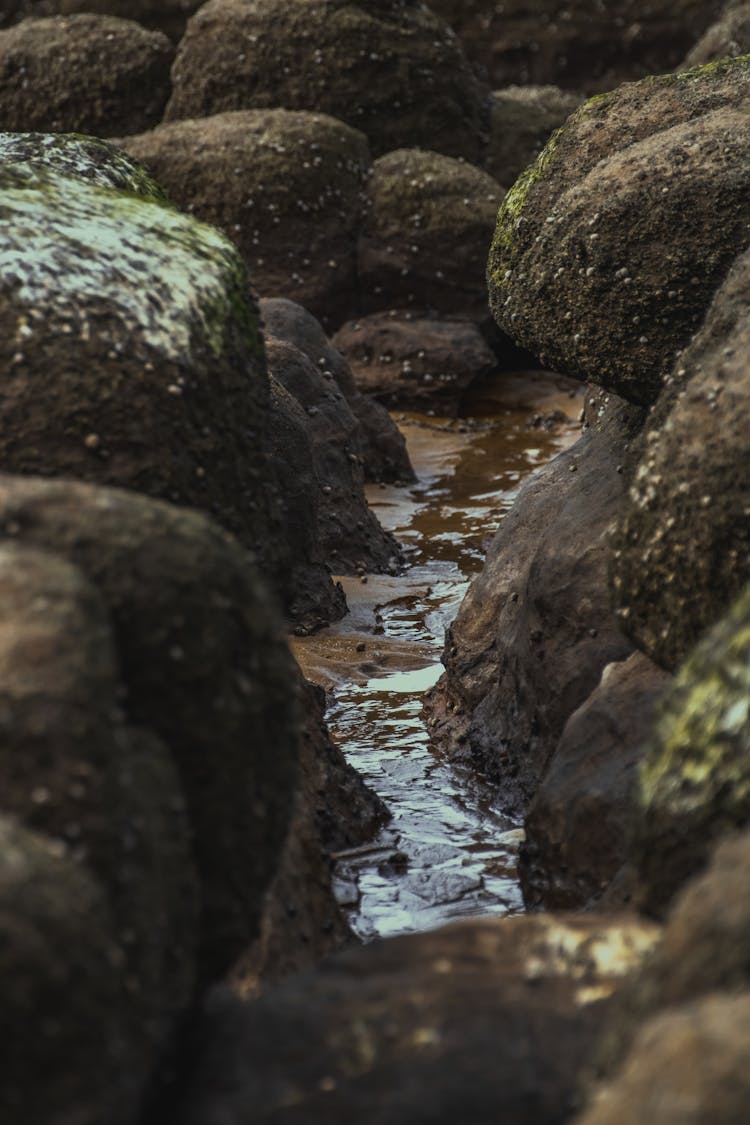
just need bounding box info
[293,372,583,940]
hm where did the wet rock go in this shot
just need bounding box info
[0,1,202,39]
[426,394,641,813]
[333,312,497,413]
[178,913,659,1125]
[0,476,300,982]
[683,1,750,66]
[266,337,399,575]
[0,131,168,200]
[122,110,371,328]
[358,148,502,321]
[612,244,750,670]
[165,0,490,163]
[0,815,136,1125]
[259,297,413,484]
[625,584,750,918]
[521,653,671,911]
[428,0,723,92]
[484,86,583,188]
[488,56,750,405]
[0,15,173,136]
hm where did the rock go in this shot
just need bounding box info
[0,131,168,200]
[0,476,300,982]
[428,0,724,92]
[0,815,137,1125]
[358,148,503,321]
[0,15,173,136]
[333,312,497,413]
[683,2,750,66]
[484,86,583,188]
[425,394,641,814]
[259,298,413,484]
[521,652,671,910]
[177,913,659,1125]
[0,1,201,39]
[626,584,750,918]
[165,0,490,164]
[611,244,750,670]
[122,110,371,328]
[266,338,399,575]
[488,56,750,405]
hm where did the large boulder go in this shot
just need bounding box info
[165,0,490,163]
[484,86,582,188]
[122,110,371,328]
[0,1,202,39]
[683,2,750,66]
[358,148,503,321]
[487,56,750,405]
[0,15,173,135]
[259,297,413,484]
[0,131,167,199]
[612,245,750,670]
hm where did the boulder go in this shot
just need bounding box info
[358,148,503,321]
[333,312,497,413]
[521,652,671,910]
[122,110,371,328]
[488,56,750,405]
[266,337,399,575]
[0,1,201,39]
[484,85,582,188]
[259,297,413,483]
[611,244,750,670]
[165,0,490,163]
[0,131,167,199]
[0,15,173,136]
[683,2,750,66]
[425,394,641,813]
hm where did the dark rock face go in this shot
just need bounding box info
[333,312,497,413]
[122,110,371,328]
[426,395,641,814]
[487,56,750,405]
[259,297,413,483]
[165,0,490,163]
[484,85,583,188]
[684,2,750,66]
[0,1,201,39]
[521,653,671,910]
[177,913,659,1125]
[266,337,399,575]
[359,148,502,321]
[0,477,300,984]
[0,15,173,135]
[612,246,750,671]
[428,0,724,92]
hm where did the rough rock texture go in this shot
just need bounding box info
[484,86,582,188]
[178,914,659,1125]
[425,394,642,814]
[684,2,750,66]
[612,246,750,670]
[333,312,497,413]
[165,0,490,163]
[122,110,371,328]
[0,131,168,200]
[0,1,201,39]
[488,56,750,405]
[521,652,671,910]
[626,585,750,918]
[0,15,173,136]
[428,0,724,92]
[0,815,137,1125]
[266,337,399,575]
[359,148,502,321]
[0,476,300,983]
[259,297,413,483]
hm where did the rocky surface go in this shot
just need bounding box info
[259,298,413,483]
[521,652,671,910]
[485,85,582,188]
[0,131,168,199]
[0,14,173,135]
[0,1,201,38]
[488,55,750,405]
[358,148,502,321]
[683,1,750,66]
[122,110,371,328]
[165,0,490,164]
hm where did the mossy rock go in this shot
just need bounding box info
[630,584,750,916]
[611,242,750,669]
[165,0,490,163]
[488,55,750,405]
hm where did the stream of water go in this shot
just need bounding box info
[293,372,583,941]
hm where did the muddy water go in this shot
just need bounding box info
[293,372,583,941]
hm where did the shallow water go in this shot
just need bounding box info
[293,372,582,940]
